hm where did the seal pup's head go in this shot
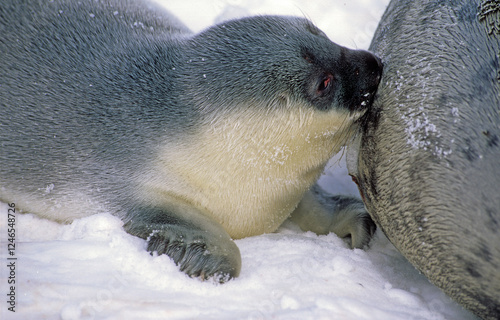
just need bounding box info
[179,16,383,137]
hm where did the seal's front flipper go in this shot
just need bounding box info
[123,204,241,283]
[290,184,376,248]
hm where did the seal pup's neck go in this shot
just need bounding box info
[143,101,361,238]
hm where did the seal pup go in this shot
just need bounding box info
[0,0,382,282]
[348,0,500,318]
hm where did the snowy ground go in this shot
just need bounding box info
[0,0,480,319]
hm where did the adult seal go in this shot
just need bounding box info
[0,0,382,282]
[348,0,500,318]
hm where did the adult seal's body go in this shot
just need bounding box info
[0,0,382,281]
[348,0,500,318]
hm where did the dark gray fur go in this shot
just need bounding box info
[349,0,500,318]
[1,0,381,282]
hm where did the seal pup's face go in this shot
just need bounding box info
[148,16,383,238]
[182,16,382,119]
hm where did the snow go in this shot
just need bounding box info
[0,0,479,319]
[0,204,477,320]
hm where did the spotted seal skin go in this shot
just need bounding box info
[347,0,500,318]
[0,0,382,282]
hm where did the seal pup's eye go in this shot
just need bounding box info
[317,73,334,95]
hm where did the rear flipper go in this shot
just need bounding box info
[123,202,241,283]
[289,184,376,248]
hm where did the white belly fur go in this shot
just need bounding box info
[142,102,360,239]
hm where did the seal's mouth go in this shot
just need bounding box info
[349,83,381,117]
[357,88,378,113]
